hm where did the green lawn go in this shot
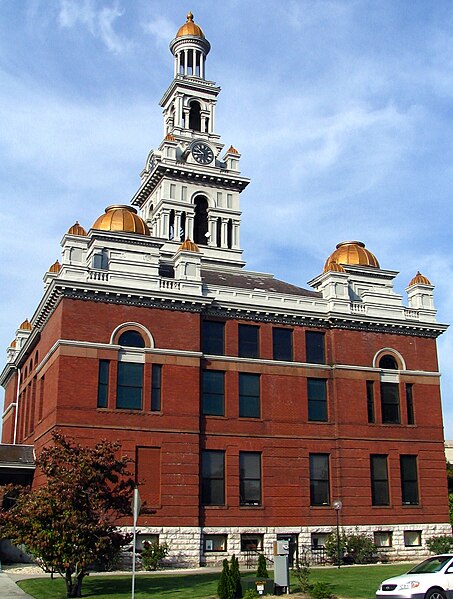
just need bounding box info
[18,563,413,599]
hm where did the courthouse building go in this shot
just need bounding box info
[0,13,450,565]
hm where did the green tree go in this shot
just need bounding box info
[218,558,234,599]
[141,540,170,571]
[256,553,269,578]
[0,432,135,598]
[230,554,242,598]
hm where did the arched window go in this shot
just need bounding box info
[189,101,201,132]
[194,196,209,245]
[379,355,398,369]
[118,330,145,348]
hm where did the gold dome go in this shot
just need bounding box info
[92,205,150,236]
[9,339,16,348]
[409,271,431,287]
[324,259,346,273]
[49,260,61,273]
[19,319,32,331]
[67,221,87,236]
[226,145,239,155]
[176,12,205,38]
[178,238,200,253]
[324,241,380,271]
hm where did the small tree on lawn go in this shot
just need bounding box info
[230,554,242,598]
[0,432,135,598]
[256,553,268,578]
[218,558,234,599]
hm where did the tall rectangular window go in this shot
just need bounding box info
[308,378,327,422]
[238,324,259,358]
[400,455,419,505]
[273,328,293,361]
[406,384,415,425]
[97,360,109,408]
[381,382,400,424]
[305,331,325,364]
[239,452,261,506]
[239,373,260,418]
[117,362,143,410]
[309,454,330,506]
[202,321,225,355]
[151,364,162,411]
[370,454,390,506]
[201,450,225,506]
[202,370,225,416]
[367,381,375,423]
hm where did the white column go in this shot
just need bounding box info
[174,212,182,241]
[161,209,170,239]
[208,217,216,246]
[221,218,229,248]
[211,102,216,132]
[184,49,188,76]
[186,214,194,240]
[233,221,240,249]
[200,52,204,79]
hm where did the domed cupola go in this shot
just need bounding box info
[408,272,431,287]
[67,221,87,236]
[92,205,150,236]
[170,12,210,79]
[324,241,380,271]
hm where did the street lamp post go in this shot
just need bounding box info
[333,500,342,569]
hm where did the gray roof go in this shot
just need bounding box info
[0,444,35,468]
[201,269,320,298]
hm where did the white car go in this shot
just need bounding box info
[376,555,453,599]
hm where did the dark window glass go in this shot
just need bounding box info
[117,362,143,410]
[201,450,225,506]
[371,454,390,506]
[93,250,108,270]
[305,331,325,364]
[367,381,375,423]
[238,324,259,358]
[406,384,415,425]
[239,373,260,418]
[309,454,330,506]
[308,379,327,422]
[202,371,225,416]
[240,452,261,506]
[400,455,419,505]
[97,360,109,408]
[151,364,162,411]
[381,382,400,424]
[202,321,225,355]
[379,355,398,369]
[240,534,263,551]
[118,330,145,348]
[273,328,293,361]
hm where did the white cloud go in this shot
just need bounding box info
[58,0,130,54]
[143,16,176,49]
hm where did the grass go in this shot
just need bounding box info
[18,562,413,599]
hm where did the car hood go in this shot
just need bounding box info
[380,574,430,587]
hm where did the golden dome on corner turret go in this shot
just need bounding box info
[9,339,16,348]
[324,241,380,271]
[176,12,205,38]
[49,260,61,273]
[92,205,150,236]
[19,319,32,331]
[324,259,346,273]
[67,221,87,236]
[178,238,200,253]
[409,271,432,287]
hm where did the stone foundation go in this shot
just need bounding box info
[124,522,452,568]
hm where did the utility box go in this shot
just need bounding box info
[273,541,290,593]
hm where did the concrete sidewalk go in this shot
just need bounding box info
[0,572,35,598]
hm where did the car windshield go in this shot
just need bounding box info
[408,556,453,574]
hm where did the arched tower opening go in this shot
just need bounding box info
[193,196,209,245]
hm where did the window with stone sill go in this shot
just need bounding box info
[404,530,422,547]
[204,534,227,552]
[240,533,263,552]
[135,533,159,551]
[374,531,392,547]
[311,533,330,550]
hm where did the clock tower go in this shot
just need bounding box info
[131,12,250,269]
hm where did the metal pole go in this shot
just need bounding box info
[336,509,340,569]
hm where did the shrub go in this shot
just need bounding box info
[293,554,311,593]
[230,554,242,598]
[242,591,259,599]
[426,534,453,554]
[325,530,377,565]
[218,558,234,599]
[141,541,170,571]
[256,553,268,578]
[310,581,336,599]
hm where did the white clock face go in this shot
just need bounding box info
[191,142,214,164]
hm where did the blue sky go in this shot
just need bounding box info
[1,1,453,435]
